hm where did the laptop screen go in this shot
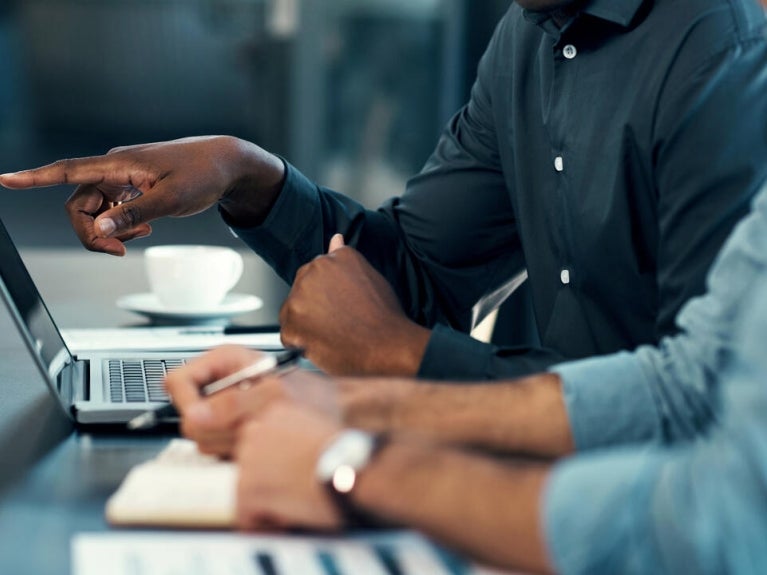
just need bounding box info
[0,217,72,380]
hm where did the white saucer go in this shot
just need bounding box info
[116,292,263,325]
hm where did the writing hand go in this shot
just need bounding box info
[165,344,338,457]
[0,136,284,256]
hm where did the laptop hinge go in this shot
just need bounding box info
[59,359,89,404]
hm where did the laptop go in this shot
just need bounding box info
[0,217,201,425]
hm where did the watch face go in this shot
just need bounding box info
[316,429,376,482]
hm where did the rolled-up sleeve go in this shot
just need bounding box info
[544,220,767,574]
[551,352,659,449]
[545,385,767,575]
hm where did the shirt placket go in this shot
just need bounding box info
[548,32,580,291]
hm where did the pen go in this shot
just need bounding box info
[177,324,281,336]
[223,324,281,335]
[127,347,304,430]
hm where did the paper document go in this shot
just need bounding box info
[62,326,283,353]
[72,531,461,575]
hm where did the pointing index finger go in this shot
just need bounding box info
[0,156,152,190]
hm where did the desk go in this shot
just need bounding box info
[0,251,473,575]
[0,433,170,574]
[0,296,169,573]
[0,249,244,573]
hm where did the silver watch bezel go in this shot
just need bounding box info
[316,429,378,486]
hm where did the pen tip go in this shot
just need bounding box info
[127,413,152,430]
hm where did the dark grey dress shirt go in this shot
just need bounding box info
[231,0,767,380]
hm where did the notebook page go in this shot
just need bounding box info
[105,439,236,528]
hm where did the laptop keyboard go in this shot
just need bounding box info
[107,359,187,403]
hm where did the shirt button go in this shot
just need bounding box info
[563,44,577,59]
[554,156,564,172]
[560,269,571,285]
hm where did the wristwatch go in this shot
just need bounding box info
[315,429,386,526]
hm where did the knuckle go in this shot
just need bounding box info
[49,161,71,185]
[293,263,309,283]
[279,300,295,325]
[117,204,142,228]
[278,318,300,347]
[279,330,299,350]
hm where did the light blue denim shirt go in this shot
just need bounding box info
[544,181,767,573]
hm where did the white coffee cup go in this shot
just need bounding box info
[144,245,244,311]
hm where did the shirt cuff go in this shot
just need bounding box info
[417,324,493,380]
[544,449,658,575]
[551,352,661,450]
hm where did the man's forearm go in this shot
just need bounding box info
[339,373,574,458]
[350,438,554,573]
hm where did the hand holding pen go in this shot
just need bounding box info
[129,347,304,430]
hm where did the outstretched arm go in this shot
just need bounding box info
[0,136,284,256]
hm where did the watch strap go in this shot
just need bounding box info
[324,433,388,528]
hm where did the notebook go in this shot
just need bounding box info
[0,217,212,425]
[106,438,236,527]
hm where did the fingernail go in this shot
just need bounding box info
[186,402,214,425]
[96,217,116,237]
[0,173,15,178]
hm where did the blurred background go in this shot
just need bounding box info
[0,0,509,245]
[0,0,524,333]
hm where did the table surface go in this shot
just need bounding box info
[0,285,172,574]
[0,249,474,575]
[0,248,261,574]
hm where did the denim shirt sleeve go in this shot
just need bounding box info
[544,272,767,574]
[550,181,767,449]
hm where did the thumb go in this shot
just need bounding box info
[328,233,345,253]
[91,184,173,238]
